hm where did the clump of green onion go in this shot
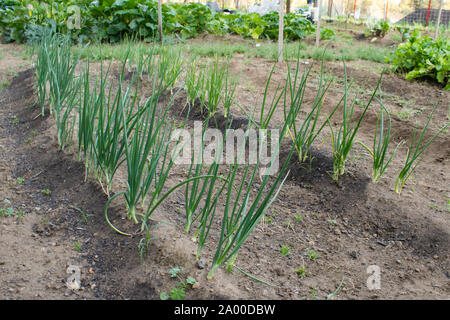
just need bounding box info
[395,105,448,194]
[284,58,339,163]
[359,100,403,183]
[329,62,381,181]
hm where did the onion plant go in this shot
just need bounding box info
[259,62,284,130]
[45,34,84,150]
[184,115,229,252]
[185,58,206,108]
[184,140,220,234]
[222,62,236,119]
[284,60,338,163]
[207,120,297,279]
[395,105,448,194]
[328,64,381,181]
[35,28,54,116]
[359,101,403,183]
[147,46,184,93]
[78,62,98,178]
[204,54,226,118]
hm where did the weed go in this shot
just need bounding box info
[74,240,82,252]
[307,249,318,260]
[160,267,197,300]
[327,219,337,226]
[281,245,291,256]
[17,210,24,223]
[295,266,308,278]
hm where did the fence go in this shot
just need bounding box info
[173,0,449,25]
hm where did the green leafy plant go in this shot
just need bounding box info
[307,249,318,260]
[365,20,390,38]
[395,25,411,42]
[281,245,291,256]
[391,30,449,89]
[320,27,335,40]
[160,267,197,300]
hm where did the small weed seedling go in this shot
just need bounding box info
[295,266,308,278]
[160,267,197,300]
[12,116,19,125]
[17,210,24,223]
[281,245,291,256]
[17,177,24,185]
[169,267,181,278]
[327,219,337,227]
[308,286,318,300]
[41,189,51,195]
[74,240,82,252]
[1,199,14,217]
[307,249,318,260]
[70,205,90,224]
[264,215,272,224]
[295,214,303,222]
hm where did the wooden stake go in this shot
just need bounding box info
[278,0,285,62]
[315,0,321,47]
[435,0,443,39]
[158,0,163,43]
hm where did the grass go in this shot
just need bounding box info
[188,42,248,57]
[70,36,393,65]
[0,80,11,93]
[39,33,83,150]
[393,107,419,119]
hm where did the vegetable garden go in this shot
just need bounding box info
[0,1,449,301]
